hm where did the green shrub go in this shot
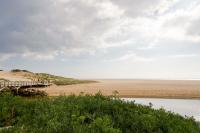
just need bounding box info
[11,69,31,73]
[33,73,97,85]
[0,93,199,133]
[11,69,22,72]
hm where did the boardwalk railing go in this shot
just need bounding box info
[0,81,51,90]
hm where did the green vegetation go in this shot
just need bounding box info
[11,69,31,73]
[26,73,97,85]
[10,69,96,85]
[0,92,200,133]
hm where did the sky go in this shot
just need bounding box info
[0,0,200,79]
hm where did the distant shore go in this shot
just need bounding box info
[43,79,200,99]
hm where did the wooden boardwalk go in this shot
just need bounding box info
[0,81,51,92]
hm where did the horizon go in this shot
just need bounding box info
[2,69,200,81]
[0,0,200,79]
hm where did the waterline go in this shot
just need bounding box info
[121,98,200,121]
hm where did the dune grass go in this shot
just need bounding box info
[10,69,96,85]
[0,92,200,133]
[25,73,97,85]
[11,69,31,73]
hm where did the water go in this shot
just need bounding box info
[121,98,200,121]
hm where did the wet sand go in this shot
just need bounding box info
[44,79,200,99]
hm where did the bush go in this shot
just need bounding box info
[11,69,22,72]
[0,93,200,133]
[21,70,31,73]
[11,69,31,73]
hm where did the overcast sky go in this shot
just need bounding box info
[0,0,200,79]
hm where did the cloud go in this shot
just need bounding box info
[169,54,198,58]
[105,53,155,62]
[0,54,15,62]
[160,1,200,42]
[0,0,118,59]
[0,0,200,62]
[187,18,200,36]
[22,52,58,61]
[110,0,175,17]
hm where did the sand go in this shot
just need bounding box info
[44,79,200,99]
[0,71,31,81]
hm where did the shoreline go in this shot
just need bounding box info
[118,95,200,100]
[47,94,200,100]
[46,93,200,99]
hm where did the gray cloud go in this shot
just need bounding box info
[187,19,200,36]
[0,0,200,61]
[110,0,169,17]
[0,0,114,57]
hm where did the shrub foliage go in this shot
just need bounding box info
[0,93,200,133]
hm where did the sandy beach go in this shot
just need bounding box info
[44,79,200,99]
